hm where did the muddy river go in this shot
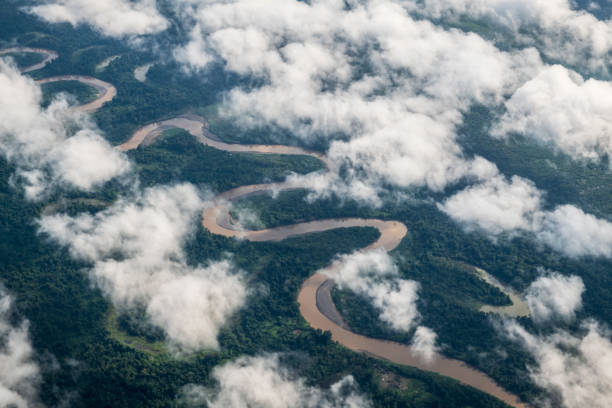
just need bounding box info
[122,115,527,408]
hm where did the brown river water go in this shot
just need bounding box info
[12,47,527,407]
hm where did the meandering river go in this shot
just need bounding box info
[1,47,116,113]
[122,115,527,408]
[6,47,528,408]
[37,75,116,113]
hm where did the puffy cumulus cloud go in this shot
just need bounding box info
[180,354,370,408]
[28,0,169,38]
[418,0,612,72]
[0,59,130,200]
[38,184,247,352]
[526,271,585,324]
[495,65,612,161]
[504,320,612,408]
[0,289,41,408]
[440,176,612,258]
[410,326,439,364]
[534,205,612,258]
[438,175,542,236]
[172,0,541,203]
[325,249,420,332]
[230,204,265,231]
[49,131,130,190]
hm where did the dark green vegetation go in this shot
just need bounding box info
[41,80,99,108]
[3,50,44,68]
[42,198,109,217]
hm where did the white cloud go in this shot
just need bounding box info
[410,326,439,364]
[230,203,264,230]
[505,320,612,408]
[29,0,169,38]
[134,63,153,82]
[171,0,541,204]
[438,175,542,236]
[419,0,612,72]
[495,65,612,161]
[174,25,215,70]
[534,205,612,258]
[325,249,421,332]
[0,59,131,200]
[440,176,612,258]
[0,289,41,408]
[373,279,421,332]
[526,272,585,324]
[38,184,247,352]
[180,354,370,408]
[49,130,131,190]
